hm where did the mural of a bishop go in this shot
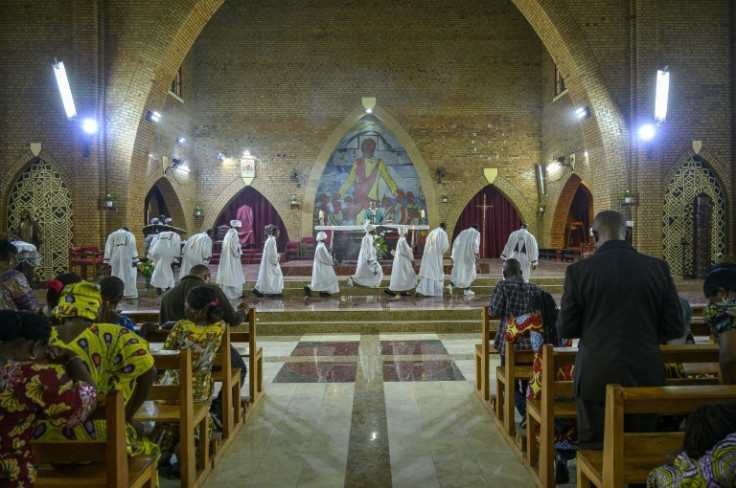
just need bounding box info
[338,138,398,216]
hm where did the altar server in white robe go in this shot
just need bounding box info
[149,230,180,296]
[448,224,480,297]
[500,223,539,282]
[104,227,139,299]
[217,220,246,300]
[416,222,449,296]
[386,226,417,296]
[304,231,339,297]
[179,229,213,279]
[347,224,383,288]
[253,224,284,298]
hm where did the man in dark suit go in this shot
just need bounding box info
[556,210,683,449]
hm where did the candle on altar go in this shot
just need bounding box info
[319,210,324,225]
[420,209,425,219]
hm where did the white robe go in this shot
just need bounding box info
[149,231,180,290]
[352,233,383,287]
[416,227,449,296]
[103,229,139,299]
[450,227,480,288]
[254,236,284,294]
[389,236,417,292]
[217,228,245,299]
[179,232,213,279]
[309,242,339,294]
[501,228,539,282]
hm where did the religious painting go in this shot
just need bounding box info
[314,115,426,229]
[241,156,255,178]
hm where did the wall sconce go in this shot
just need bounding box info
[193,206,203,217]
[548,156,575,172]
[218,152,226,161]
[146,110,162,123]
[362,97,376,114]
[574,106,590,120]
[164,158,190,175]
[435,168,447,184]
[176,136,186,144]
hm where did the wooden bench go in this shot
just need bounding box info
[494,336,535,446]
[577,384,736,488]
[232,307,264,418]
[474,307,500,410]
[34,389,157,488]
[524,344,720,487]
[124,310,160,325]
[134,349,211,488]
[209,327,244,463]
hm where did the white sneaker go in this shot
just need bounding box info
[346,277,354,287]
[464,289,475,297]
[446,283,453,294]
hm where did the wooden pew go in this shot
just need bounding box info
[134,349,212,488]
[474,307,500,410]
[232,307,264,418]
[123,310,160,325]
[34,389,157,488]
[494,337,535,448]
[210,327,243,464]
[524,344,720,487]
[577,384,736,488]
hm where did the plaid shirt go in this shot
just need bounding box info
[490,275,541,357]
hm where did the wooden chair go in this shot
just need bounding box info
[299,237,315,257]
[210,327,244,464]
[577,384,736,488]
[494,336,535,443]
[134,349,211,488]
[525,345,577,487]
[34,390,157,488]
[69,246,104,280]
[232,308,264,418]
[285,241,300,261]
[474,307,499,410]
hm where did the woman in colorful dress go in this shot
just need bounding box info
[43,272,82,319]
[97,275,136,332]
[0,239,38,312]
[0,310,97,487]
[648,401,736,487]
[702,262,736,384]
[34,281,158,461]
[505,290,577,484]
[152,285,225,474]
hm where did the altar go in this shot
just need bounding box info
[314,224,429,263]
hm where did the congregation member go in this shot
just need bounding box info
[43,272,82,318]
[217,220,246,300]
[648,401,736,487]
[149,227,181,296]
[501,223,539,282]
[0,310,97,488]
[304,231,339,297]
[416,223,449,297]
[97,275,136,331]
[179,229,213,279]
[347,224,383,288]
[36,281,159,459]
[702,262,736,383]
[0,239,38,311]
[103,226,139,299]
[557,209,683,449]
[489,258,541,421]
[505,290,576,484]
[253,224,284,298]
[385,226,416,297]
[153,286,225,476]
[448,224,480,297]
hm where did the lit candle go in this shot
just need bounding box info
[319,210,324,222]
[420,209,426,219]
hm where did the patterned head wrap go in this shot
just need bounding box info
[53,280,102,321]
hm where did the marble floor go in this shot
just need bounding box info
[168,332,540,488]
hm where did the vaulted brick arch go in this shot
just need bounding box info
[144,177,187,234]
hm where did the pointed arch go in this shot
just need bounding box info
[213,187,289,251]
[143,177,187,232]
[549,174,594,249]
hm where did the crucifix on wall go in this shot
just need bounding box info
[475,193,493,263]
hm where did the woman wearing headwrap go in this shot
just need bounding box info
[0,310,96,487]
[152,285,225,475]
[347,224,383,288]
[703,262,736,384]
[304,231,339,297]
[0,239,38,312]
[385,226,417,296]
[253,224,284,298]
[34,281,159,460]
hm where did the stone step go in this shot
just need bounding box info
[257,319,482,335]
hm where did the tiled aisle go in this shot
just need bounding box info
[197,333,535,488]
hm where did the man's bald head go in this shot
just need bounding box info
[592,210,627,247]
[189,264,211,280]
[503,258,522,279]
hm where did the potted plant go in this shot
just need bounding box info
[105,193,114,208]
[193,206,202,217]
[538,203,546,213]
[623,189,633,204]
[440,193,449,203]
[290,194,298,205]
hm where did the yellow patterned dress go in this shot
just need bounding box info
[33,323,159,459]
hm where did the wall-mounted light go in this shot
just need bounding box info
[362,97,376,114]
[176,136,186,144]
[655,67,670,123]
[218,152,226,161]
[638,123,657,141]
[146,110,162,123]
[243,150,251,156]
[81,118,98,134]
[574,106,590,120]
[52,61,77,119]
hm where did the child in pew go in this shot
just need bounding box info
[505,290,578,485]
[648,401,736,487]
[35,281,159,461]
[152,285,225,478]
